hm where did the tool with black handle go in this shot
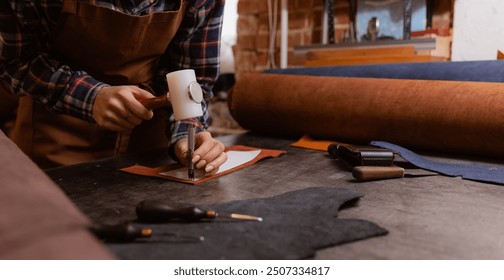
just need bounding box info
[136,200,263,223]
[89,223,153,242]
[90,223,204,243]
[327,143,395,167]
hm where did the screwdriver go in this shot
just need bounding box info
[89,223,153,242]
[136,200,263,223]
[89,223,204,243]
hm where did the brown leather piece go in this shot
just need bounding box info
[0,130,113,259]
[291,135,341,151]
[11,99,117,169]
[0,84,18,136]
[120,145,287,185]
[229,73,504,158]
[53,0,185,85]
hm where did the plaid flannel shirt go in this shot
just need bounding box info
[0,0,224,146]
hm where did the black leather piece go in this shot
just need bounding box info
[108,187,388,259]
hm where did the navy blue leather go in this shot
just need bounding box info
[265,60,504,82]
[371,141,504,185]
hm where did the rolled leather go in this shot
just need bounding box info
[0,130,113,259]
[229,72,504,157]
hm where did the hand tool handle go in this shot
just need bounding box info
[352,166,404,182]
[140,95,171,110]
[136,200,210,222]
[89,223,152,242]
[327,143,340,158]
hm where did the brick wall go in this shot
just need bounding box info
[234,0,454,77]
[235,0,351,76]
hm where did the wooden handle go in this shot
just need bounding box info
[140,96,171,110]
[352,166,405,182]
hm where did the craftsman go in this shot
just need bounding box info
[0,0,227,175]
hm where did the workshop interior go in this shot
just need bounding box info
[2,0,504,261]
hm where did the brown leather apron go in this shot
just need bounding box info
[0,84,18,136]
[8,0,186,169]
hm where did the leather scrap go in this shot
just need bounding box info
[120,145,286,185]
[108,187,388,260]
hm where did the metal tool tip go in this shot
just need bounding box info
[229,213,263,222]
[141,228,153,237]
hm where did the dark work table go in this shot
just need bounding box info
[46,133,504,259]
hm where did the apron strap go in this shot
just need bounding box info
[61,0,78,14]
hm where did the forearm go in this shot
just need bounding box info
[163,0,225,146]
[163,0,224,96]
[169,101,210,147]
[0,56,107,122]
[0,1,105,122]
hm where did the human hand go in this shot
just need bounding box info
[93,85,155,132]
[174,131,227,177]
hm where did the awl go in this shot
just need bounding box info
[136,200,263,222]
[352,166,437,182]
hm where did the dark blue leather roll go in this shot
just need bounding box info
[265,60,504,82]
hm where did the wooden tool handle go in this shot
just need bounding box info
[140,96,171,110]
[352,166,405,182]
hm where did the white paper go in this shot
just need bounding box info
[159,150,261,181]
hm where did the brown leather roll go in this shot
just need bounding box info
[0,130,113,259]
[229,72,504,157]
